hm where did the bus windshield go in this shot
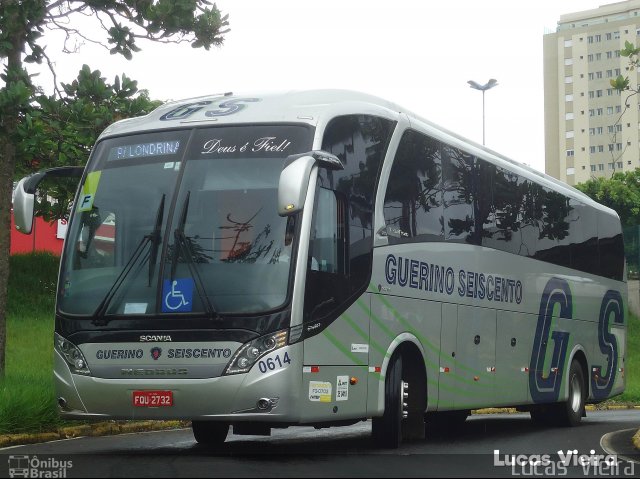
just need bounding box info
[58,125,312,317]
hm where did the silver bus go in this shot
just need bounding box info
[13,90,627,448]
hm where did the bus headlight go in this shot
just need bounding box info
[54,333,91,376]
[224,330,288,375]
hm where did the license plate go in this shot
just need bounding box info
[132,391,173,407]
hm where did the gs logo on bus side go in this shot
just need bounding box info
[529,277,624,403]
[159,98,261,121]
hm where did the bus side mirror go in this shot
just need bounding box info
[13,166,85,234]
[277,155,315,216]
[13,177,36,234]
[277,151,343,217]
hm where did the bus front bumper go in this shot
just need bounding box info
[54,348,303,422]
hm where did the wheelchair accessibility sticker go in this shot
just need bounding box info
[162,278,194,313]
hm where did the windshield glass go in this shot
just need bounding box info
[58,125,312,317]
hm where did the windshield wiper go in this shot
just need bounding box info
[93,195,166,325]
[170,191,221,321]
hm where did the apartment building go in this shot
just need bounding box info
[544,0,640,185]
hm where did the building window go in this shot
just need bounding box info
[565,94,573,102]
[591,165,597,172]
[617,162,623,169]
[565,58,573,66]
[564,76,573,84]
[565,39,573,47]
[588,54,594,62]
[566,131,574,138]
[607,51,613,59]
[590,146,596,153]
[608,163,614,170]
[598,164,604,171]
[606,33,612,40]
[565,112,574,120]
[588,36,594,44]
[566,167,575,175]
[599,145,604,153]
[567,149,575,157]
[607,106,614,115]
[607,69,613,77]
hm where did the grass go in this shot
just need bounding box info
[0,252,638,435]
[0,252,62,434]
[619,307,640,402]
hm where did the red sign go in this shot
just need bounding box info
[132,391,174,407]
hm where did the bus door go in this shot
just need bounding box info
[301,186,370,420]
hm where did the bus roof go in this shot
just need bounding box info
[99,89,618,219]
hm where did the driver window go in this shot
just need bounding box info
[308,187,346,274]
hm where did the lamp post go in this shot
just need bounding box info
[467,79,498,146]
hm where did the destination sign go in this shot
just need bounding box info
[108,140,181,161]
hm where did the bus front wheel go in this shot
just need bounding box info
[192,421,229,445]
[372,355,403,448]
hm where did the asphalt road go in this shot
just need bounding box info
[1,410,639,478]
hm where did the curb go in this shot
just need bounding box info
[633,429,640,451]
[473,404,640,415]
[0,421,189,449]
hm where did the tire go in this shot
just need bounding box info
[192,421,229,445]
[372,355,403,448]
[557,360,586,426]
[529,360,586,427]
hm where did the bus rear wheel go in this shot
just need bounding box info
[192,421,229,445]
[557,360,586,426]
[529,360,586,427]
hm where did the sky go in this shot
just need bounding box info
[13,0,618,172]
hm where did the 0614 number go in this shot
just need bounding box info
[258,353,292,374]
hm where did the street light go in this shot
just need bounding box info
[467,78,498,146]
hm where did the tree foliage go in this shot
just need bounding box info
[18,65,161,220]
[575,169,640,226]
[0,0,229,376]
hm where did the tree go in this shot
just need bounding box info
[575,170,640,227]
[19,65,162,220]
[0,0,229,376]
